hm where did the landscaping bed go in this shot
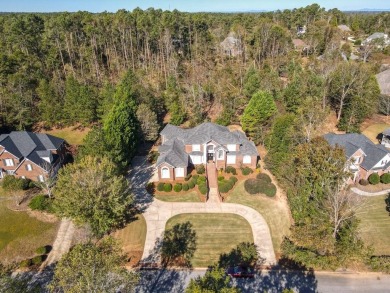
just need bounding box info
[224,182,291,256]
[154,191,204,202]
[165,213,253,267]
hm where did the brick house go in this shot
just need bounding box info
[156,122,259,181]
[0,131,66,182]
[324,133,390,183]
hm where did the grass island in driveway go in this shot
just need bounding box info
[165,213,253,267]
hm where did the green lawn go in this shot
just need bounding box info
[225,182,291,255]
[112,214,147,266]
[361,123,390,143]
[43,126,90,145]
[166,213,253,267]
[0,200,58,264]
[154,191,202,202]
[357,195,390,255]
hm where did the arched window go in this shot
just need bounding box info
[161,167,170,179]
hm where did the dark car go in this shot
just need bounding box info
[226,266,255,278]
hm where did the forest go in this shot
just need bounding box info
[1,4,390,271]
[0,4,388,133]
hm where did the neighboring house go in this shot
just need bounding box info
[381,128,390,148]
[297,25,307,36]
[324,133,390,183]
[292,39,309,52]
[157,122,258,181]
[338,24,352,33]
[376,68,390,96]
[220,35,243,57]
[0,131,66,182]
[363,32,390,47]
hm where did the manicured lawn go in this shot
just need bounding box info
[165,213,253,267]
[154,191,202,202]
[112,214,147,266]
[357,195,390,255]
[43,126,90,145]
[361,123,390,143]
[225,182,291,255]
[0,200,58,264]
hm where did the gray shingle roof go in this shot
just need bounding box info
[383,128,390,136]
[158,123,258,167]
[156,139,188,168]
[0,131,65,171]
[376,69,390,96]
[324,133,389,170]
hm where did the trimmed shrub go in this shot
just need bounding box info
[192,174,199,184]
[263,183,277,197]
[256,173,272,183]
[230,176,238,184]
[241,167,253,176]
[36,245,51,255]
[188,180,195,189]
[218,176,225,181]
[197,176,206,184]
[368,173,380,185]
[2,175,31,191]
[196,164,205,174]
[19,259,32,268]
[225,166,237,175]
[182,183,189,191]
[198,183,208,195]
[157,182,165,192]
[29,195,51,211]
[381,173,390,184]
[173,183,182,192]
[185,174,192,181]
[359,179,369,186]
[245,179,262,195]
[163,183,172,192]
[31,255,45,266]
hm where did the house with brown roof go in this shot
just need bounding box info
[0,131,66,182]
[324,133,390,183]
[156,123,258,181]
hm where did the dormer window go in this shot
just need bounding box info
[4,159,14,167]
[227,144,236,151]
[354,157,360,164]
[192,144,201,151]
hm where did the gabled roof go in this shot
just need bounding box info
[0,131,65,171]
[324,133,389,170]
[338,24,351,32]
[366,32,387,41]
[156,139,188,168]
[376,69,390,96]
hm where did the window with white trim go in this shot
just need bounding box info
[38,175,45,182]
[217,150,224,160]
[227,144,236,151]
[4,159,14,167]
[161,167,170,179]
[26,164,33,171]
[243,155,251,164]
[192,144,201,151]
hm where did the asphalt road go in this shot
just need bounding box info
[135,269,390,293]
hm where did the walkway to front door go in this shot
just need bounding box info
[206,162,220,203]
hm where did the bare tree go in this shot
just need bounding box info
[323,183,365,238]
[379,95,390,122]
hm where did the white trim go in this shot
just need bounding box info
[243,155,251,164]
[175,167,185,177]
[192,144,201,151]
[227,144,236,151]
[227,155,236,164]
[161,167,170,179]
[4,158,14,167]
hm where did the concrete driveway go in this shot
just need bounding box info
[130,156,276,266]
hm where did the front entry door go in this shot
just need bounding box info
[207,153,213,161]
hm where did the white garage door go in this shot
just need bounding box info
[175,167,184,177]
[161,167,170,179]
[227,155,236,164]
[191,155,202,165]
[243,155,251,164]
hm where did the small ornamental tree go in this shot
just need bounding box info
[368,173,380,185]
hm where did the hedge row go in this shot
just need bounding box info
[156,175,208,194]
[241,167,253,176]
[360,173,390,186]
[2,175,33,191]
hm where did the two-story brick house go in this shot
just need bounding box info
[0,131,66,182]
[324,133,390,183]
[156,122,258,181]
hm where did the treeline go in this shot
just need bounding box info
[0,4,388,132]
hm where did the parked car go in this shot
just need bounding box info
[226,266,255,278]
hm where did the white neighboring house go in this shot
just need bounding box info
[363,32,390,48]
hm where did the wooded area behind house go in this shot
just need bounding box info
[0,4,388,135]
